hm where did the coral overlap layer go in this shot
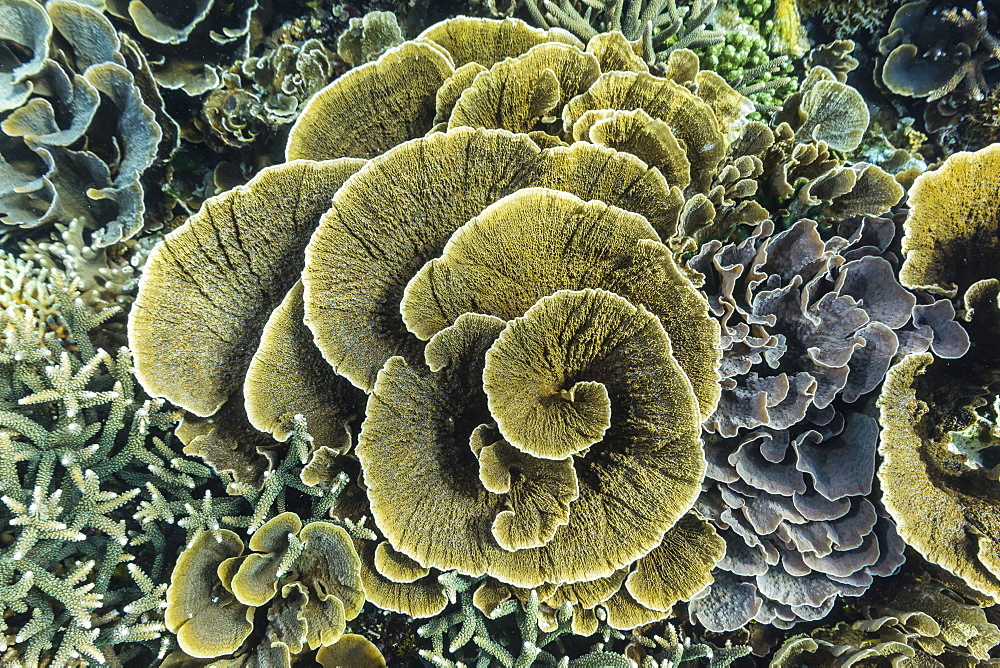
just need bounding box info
[127,14,916,649]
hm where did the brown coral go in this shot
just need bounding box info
[130,16,905,637]
[164,513,365,663]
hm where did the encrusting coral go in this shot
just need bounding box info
[878,142,1000,604]
[125,12,914,655]
[0,0,176,248]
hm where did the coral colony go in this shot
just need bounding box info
[2,0,1000,666]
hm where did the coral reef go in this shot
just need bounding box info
[18,217,161,313]
[518,0,796,111]
[0,260,212,666]
[0,0,176,248]
[104,0,262,96]
[878,143,1000,603]
[1,1,985,662]
[122,16,916,650]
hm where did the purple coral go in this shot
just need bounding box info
[686,215,968,631]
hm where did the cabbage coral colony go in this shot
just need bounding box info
[110,10,997,668]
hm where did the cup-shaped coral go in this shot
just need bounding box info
[131,15,907,638]
[879,143,1000,603]
[165,512,365,662]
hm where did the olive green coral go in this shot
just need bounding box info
[879,143,1000,603]
[128,15,908,650]
[164,512,365,662]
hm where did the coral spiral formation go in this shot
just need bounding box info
[127,14,912,659]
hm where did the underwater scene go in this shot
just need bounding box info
[4,0,1000,665]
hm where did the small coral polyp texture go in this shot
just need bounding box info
[128,16,906,648]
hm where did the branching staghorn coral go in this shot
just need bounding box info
[416,572,751,667]
[0,261,221,666]
[0,256,369,667]
[18,217,161,313]
[524,0,725,65]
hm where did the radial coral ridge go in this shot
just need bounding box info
[126,13,922,648]
[878,144,1000,605]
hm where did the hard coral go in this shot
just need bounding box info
[104,0,262,95]
[879,0,1000,103]
[879,143,1000,603]
[0,0,175,247]
[201,38,338,148]
[877,0,1000,135]
[163,512,365,664]
[771,570,1000,666]
[128,14,906,641]
[0,262,221,667]
[130,16,738,633]
[684,214,938,631]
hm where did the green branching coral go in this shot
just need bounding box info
[0,255,377,666]
[417,573,627,667]
[0,262,213,666]
[524,0,725,65]
[417,573,751,668]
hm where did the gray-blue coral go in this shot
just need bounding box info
[685,215,969,631]
[0,0,173,248]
